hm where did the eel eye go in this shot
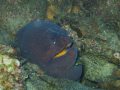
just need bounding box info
[53,41,56,45]
[52,39,57,45]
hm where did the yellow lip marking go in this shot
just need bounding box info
[54,43,72,58]
[54,49,67,58]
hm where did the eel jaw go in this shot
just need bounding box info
[54,43,72,58]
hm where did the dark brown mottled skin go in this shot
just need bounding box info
[17,20,82,80]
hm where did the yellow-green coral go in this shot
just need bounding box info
[45,4,60,20]
[0,54,23,90]
[0,43,23,90]
[0,43,17,55]
[0,54,20,72]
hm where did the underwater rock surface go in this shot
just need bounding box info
[17,20,82,80]
[21,61,105,90]
[81,53,117,82]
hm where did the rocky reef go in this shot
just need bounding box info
[0,0,120,89]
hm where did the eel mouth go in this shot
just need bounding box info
[54,43,72,58]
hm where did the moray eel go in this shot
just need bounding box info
[17,20,82,80]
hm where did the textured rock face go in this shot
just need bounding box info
[21,61,104,90]
[81,53,117,82]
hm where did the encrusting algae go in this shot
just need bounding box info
[46,4,60,20]
[72,6,80,14]
[0,43,23,90]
